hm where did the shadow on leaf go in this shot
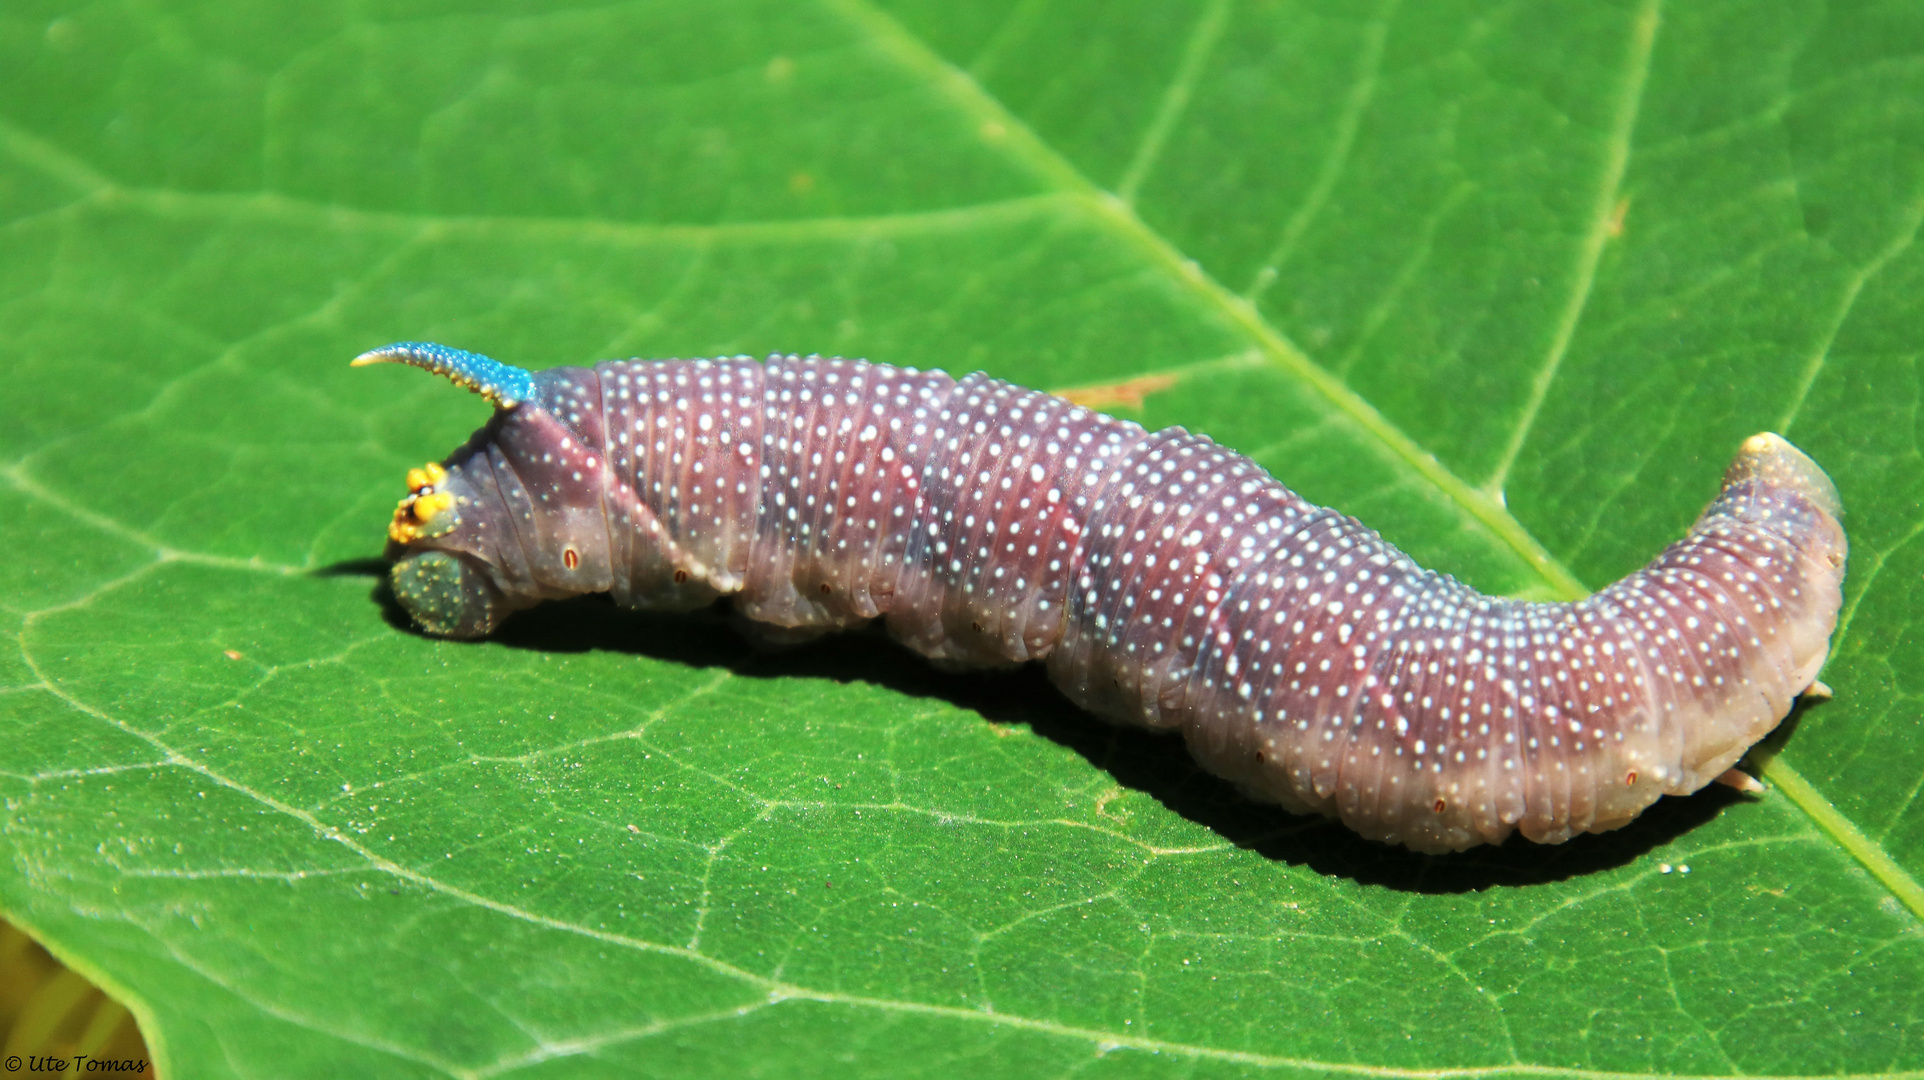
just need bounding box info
[328,558,1779,894]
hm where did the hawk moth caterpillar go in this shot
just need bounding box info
[356,341,1847,854]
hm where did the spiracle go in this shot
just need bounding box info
[356,342,1847,853]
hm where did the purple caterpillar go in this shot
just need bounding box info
[356,342,1847,853]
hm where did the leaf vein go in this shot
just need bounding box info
[1245,0,1397,301]
[1484,0,1661,497]
[1115,0,1233,205]
[1776,192,1924,432]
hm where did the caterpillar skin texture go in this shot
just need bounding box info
[356,342,1848,854]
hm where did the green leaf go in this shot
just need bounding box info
[3,0,1921,1075]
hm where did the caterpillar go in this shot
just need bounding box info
[355,342,1847,854]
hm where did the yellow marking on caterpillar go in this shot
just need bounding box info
[414,491,454,521]
[388,463,457,543]
[406,461,448,494]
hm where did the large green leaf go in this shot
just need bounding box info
[3,0,1921,1075]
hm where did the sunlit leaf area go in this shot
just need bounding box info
[2,1,1920,1075]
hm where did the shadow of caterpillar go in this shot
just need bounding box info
[356,342,1846,854]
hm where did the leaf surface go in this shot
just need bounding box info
[2,0,1921,1075]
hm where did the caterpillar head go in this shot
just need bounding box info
[376,457,505,637]
[355,342,614,638]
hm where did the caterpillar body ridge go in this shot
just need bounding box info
[356,342,1847,854]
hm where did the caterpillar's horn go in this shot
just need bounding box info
[351,342,537,409]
